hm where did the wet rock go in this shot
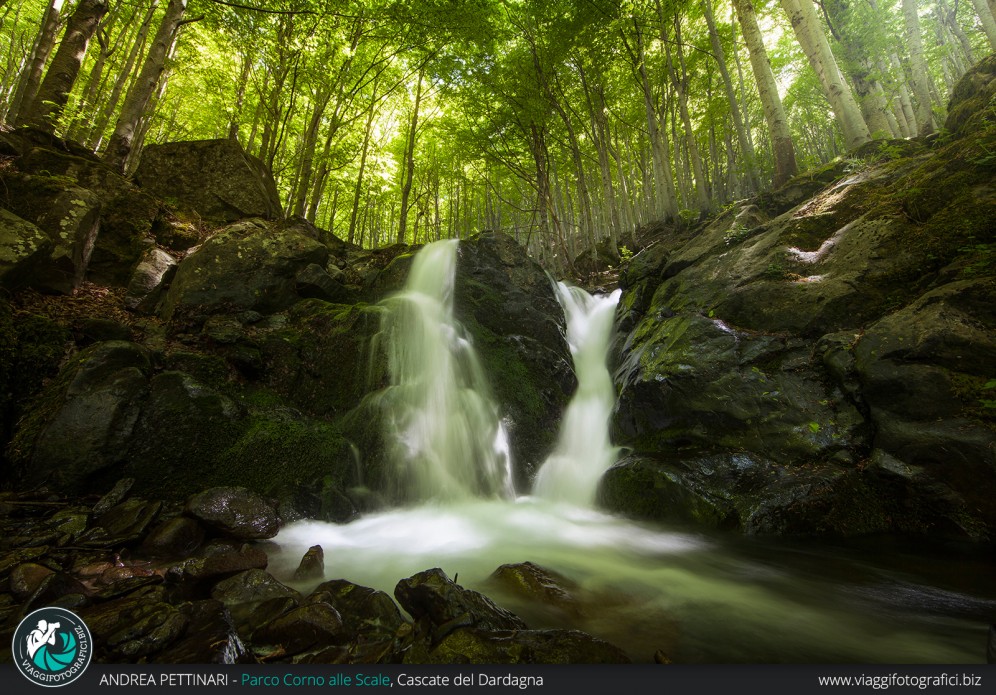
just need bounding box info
[93,478,135,515]
[134,139,282,223]
[0,546,49,576]
[307,579,406,640]
[139,517,205,558]
[455,232,575,480]
[293,545,325,581]
[8,341,151,491]
[0,208,53,290]
[25,571,90,611]
[47,506,89,544]
[395,568,527,641]
[253,603,345,656]
[185,487,278,540]
[211,569,300,605]
[161,219,328,324]
[599,453,890,537]
[10,562,55,599]
[80,588,187,659]
[124,247,177,314]
[154,599,254,664]
[489,562,583,617]
[654,649,672,664]
[184,542,268,579]
[404,627,630,664]
[78,498,162,547]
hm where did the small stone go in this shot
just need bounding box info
[293,545,325,581]
[185,487,279,540]
[93,479,135,515]
[10,562,55,600]
[202,315,243,344]
[253,603,345,656]
[654,649,672,664]
[185,542,268,579]
[139,517,205,558]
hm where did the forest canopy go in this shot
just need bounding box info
[1,0,992,271]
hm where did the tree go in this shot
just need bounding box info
[781,0,871,149]
[104,0,187,172]
[24,0,109,132]
[732,0,798,186]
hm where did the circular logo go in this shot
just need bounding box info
[12,607,92,687]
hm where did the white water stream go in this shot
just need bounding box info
[273,240,994,663]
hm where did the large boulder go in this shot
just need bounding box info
[609,77,996,541]
[134,139,282,224]
[160,219,329,324]
[7,341,151,490]
[0,208,53,289]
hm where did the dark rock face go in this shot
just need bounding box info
[134,139,282,223]
[184,487,279,540]
[0,141,162,291]
[455,232,575,480]
[395,568,528,637]
[0,209,53,289]
[606,64,996,541]
[161,219,329,324]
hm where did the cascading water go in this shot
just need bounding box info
[533,284,621,505]
[273,240,991,663]
[378,239,512,502]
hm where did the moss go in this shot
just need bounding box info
[162,350,234,393]
[216,413,352,496]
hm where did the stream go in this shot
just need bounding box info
[272,240,996,664]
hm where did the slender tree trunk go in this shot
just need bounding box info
[397,67,424,245]
[971,0,996,51]
[780,0,870,149]
[627,18,677,218]
[8,0,63,125]
[348,98,377,245]
[25,0,109,132]
[732,0,798,186]
[667,10,710,211]
[103,0,186,172]
[900,0,935,136]
[704,0,758,192]
[87,0,157,148]
[227,53,251,140]
[291,86,331,217]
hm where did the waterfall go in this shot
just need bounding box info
[533,283,621,506]
[379,239,513,502]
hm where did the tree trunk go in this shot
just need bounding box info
[780,0,870,149]
[900,0,934,136]
[627,18,677,219]
[86,0,157,148]
[8,0,63,125]
[732,0,798,186]
[666,9,710,211]
[103,0,186,172]
[348,99,377,245]
[971,0,996,51]
[397,67,424,245]
[704,0,758,192]
[25,0,109,132]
